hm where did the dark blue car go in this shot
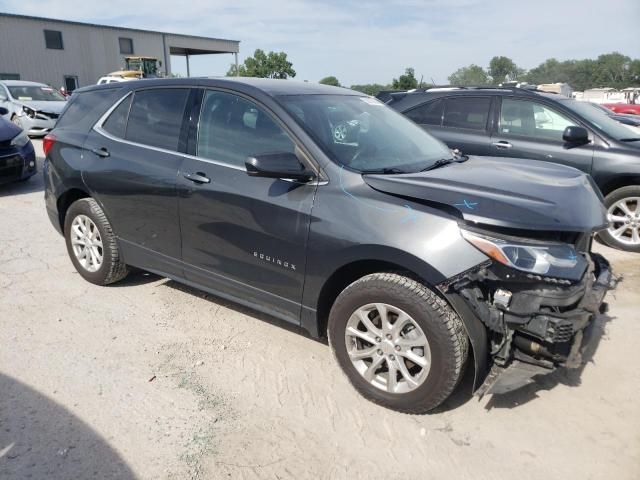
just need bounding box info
[0,106,37,184]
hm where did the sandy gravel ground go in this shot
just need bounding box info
[1,141,639,480]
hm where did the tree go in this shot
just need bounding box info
[488,56,523,83]
[525,58,569,85]
[319,76,341,87]
[592,52,632,88]
[392,68,418,90]
[448,64,490,86]
[349,83,390,96]
[227,49,296,79]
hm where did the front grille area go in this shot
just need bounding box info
[0,154,24,181]
[547,320,574,343]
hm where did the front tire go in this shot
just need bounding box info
[328,273,468,413]
[599,186,640,252]
[64,198,128,285]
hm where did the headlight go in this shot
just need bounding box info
[10,131,30,148]
[22,105,36,118]
[461,229,578,275]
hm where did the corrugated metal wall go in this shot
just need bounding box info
[0,15,238,89]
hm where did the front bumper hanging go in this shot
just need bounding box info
[444,252,615,397]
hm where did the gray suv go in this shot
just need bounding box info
[0,80,67,136]
[43,78,612,412]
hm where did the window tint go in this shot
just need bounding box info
[500,98,574,141]
[443,97,490,130]
[197,90,295,166]
[56,88,121,130]
[119,37,134,54]
[102,95,132,138]
[405,99,443,126]
[125,88,190,151]
[44,30,63,50]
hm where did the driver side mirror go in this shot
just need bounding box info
[0,107,8,116]
[563,126,589,146]
[245,152,315,182]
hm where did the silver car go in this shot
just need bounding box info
[0,80,67,136]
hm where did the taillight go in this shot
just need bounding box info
[43,134,56,157]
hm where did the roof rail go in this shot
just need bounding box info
[398,85,547,96]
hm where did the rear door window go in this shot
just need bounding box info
[405,99,443,126]
[197,90,295,167]
[442,97,491,130]
[125,88,190,152]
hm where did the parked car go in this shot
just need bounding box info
[0,80,67,136]
[43,78,611,413]
[96,76,134,85]
[0,106,37,184]
[386,86,640,252]
[591,103,640,131]
[602,103,640,115]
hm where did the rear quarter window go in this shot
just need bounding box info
[56,88,123,131]
[405,99,444,126]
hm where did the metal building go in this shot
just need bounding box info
[0,13,240,91]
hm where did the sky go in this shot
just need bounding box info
[1,0,639,86]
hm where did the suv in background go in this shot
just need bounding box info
[386,87,640,252]
[44,78,611,412]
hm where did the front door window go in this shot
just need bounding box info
[499,98,574,142]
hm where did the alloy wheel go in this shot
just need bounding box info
[607,197,640,246]
[70,214,104,272]
[344,303,431,394]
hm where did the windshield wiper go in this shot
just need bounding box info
[421,158,456,172]
[361,167,407,174]
[620,138,640,142]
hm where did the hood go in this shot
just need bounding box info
[363,156,607,233]
[17,100,67,114]
[0,116,21,143]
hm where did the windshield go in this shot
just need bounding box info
[562,99,639,140]
[278,94,452,173]
[8,85,65,102]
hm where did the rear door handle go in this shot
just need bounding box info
[91,147,110,158]
[492,141,512,149]
[183,171,211,184]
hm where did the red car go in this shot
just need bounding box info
[603,103,640,115]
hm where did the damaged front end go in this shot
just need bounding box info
[440,228,614,397]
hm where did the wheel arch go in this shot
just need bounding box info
[56,188,91,232]
[599,175,640,198]
[309,246,448,339]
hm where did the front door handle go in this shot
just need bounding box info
[492,141,512,149]
[91,147,110,158]
[183,171,211,184]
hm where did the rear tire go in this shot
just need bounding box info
[328,273,468,413]
[64,198,128,285]
[598,186,640,253]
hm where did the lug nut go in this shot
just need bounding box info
[386,334,392,340]
[395,345,401,351]
[375,337,381,343]
[389,354,395,361]
[377,349,383,355]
